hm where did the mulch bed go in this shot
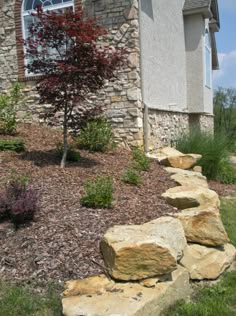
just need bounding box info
[0,124,178,283]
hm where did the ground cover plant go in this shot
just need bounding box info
[24,5,124,167]
[165,197,236,316]
[176,129,236,183]
[122,147,150,186]
[0,139,25,152]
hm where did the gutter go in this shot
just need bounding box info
[138,0,149,153]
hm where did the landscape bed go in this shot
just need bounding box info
[0,124,178,282]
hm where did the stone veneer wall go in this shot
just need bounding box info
[0,0,18,91]
[0,0,144,146]
[82,0,143,146]
[148,109,190,150]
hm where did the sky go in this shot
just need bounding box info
[213,0,236,89]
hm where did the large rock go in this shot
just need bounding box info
[154,147,202,170]
[180,243,236,280]
[100,217,187,280]
[62,266,190,316]
[164,167,206,179]
[175,206,229,246]
[170,172,208,188]
[162,185,220,210]
[63,275,114,297]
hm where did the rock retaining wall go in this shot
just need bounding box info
[61,147,236,316]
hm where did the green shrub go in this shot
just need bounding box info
[80,176,114,208]
[77,118,115,152]
[0,139,25,152]
[56,142,81,162]
[132,147,150,171]
[0,83,22,135]
[122,167,142,186]
[217,160,236,184]
[176,130,230,180]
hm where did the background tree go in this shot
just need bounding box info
[214,87,236,152]
[24,5,124,167]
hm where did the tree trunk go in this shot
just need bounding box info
[61,104,68,168]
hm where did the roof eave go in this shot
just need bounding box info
[183,6,212,18]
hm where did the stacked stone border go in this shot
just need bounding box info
[61,147,236,316]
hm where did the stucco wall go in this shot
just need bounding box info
[184,14,213,114]
[139,0,187,112]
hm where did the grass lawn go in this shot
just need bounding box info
[166,197,236,316]
[0,282,61,316]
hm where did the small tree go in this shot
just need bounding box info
[24,5,124,167]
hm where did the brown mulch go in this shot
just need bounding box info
[0,124,178,283]
[209,180,236,197]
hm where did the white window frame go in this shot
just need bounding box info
[204,29,212,89]
[21,0,74,77]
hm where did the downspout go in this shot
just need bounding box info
[138,0,149,154]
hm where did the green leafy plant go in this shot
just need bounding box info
[0,83,22,135]
[176,129,231,181]
[132,147,150,171]
[0,139,25,152]
[77,118,116,152]
[56,142,81,162]
[80,176,114,208]
[122,167,142,186]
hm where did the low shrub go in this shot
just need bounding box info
[0,171,38,227]
[176,130,231,181]
[122,167,142,186]
[0,139,25,152]
[80,176,114,208]
[56,142,81,162]
[0,83,22,135]
[77,118,115,152]
[132,147,150,171]
[217,160,236,184]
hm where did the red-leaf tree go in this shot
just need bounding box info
[24,5,124,167]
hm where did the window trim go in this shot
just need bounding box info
[15,0,81,82]
[21,0,74,77]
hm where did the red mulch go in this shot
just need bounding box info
[0,124,178,283]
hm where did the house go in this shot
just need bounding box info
[0,0,220,151]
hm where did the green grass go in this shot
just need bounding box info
[0,281,61,316]
[166,197,236,316]
[221,197,236,247]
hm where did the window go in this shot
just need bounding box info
[22,0,74,75]
[205,29,211,89]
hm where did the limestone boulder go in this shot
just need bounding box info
[63,275,114,297]
[170,172,208,188]
[162,185,220,210]
[100,217,187,280]
[165,167,206,179]
[180,243,236,280]
[175,206,229,246]
[62,266,190,316]
[155,147,202,169]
